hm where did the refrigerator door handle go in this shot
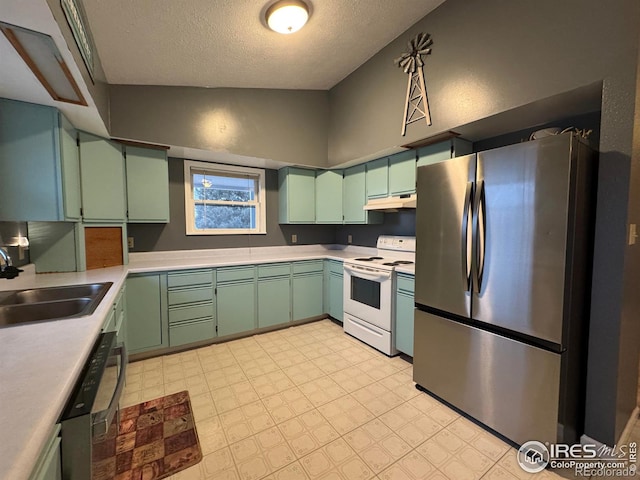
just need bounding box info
[461,181,473,291]
[473,180,486,293]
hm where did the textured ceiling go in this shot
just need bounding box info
[81,0,445,90]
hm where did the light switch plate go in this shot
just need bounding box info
[348,235,353,244]
[629,224,637,245]
[127,237,134,249]
[291,234,297,244]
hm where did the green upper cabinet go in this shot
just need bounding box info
[78,132,127,222]
[366,157,389,199]
[0,98,81,221]
[279,167,315,224]
[315,170,343,224]
[417,138,472,167]
[343,164,383,224]
[388,150,417,196]
[125,146,170,223]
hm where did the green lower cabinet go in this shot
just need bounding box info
[395,273,415,356]
[217,281,256,336]
[29,424,61,480]
[126,274,167,354]
[292,273,323,320]
[170,318,216,347]
[328,273,344,321]
[258,276,291,328]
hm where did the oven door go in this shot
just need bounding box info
[60,332,128,480]
[343,263,392,330]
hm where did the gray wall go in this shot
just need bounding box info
[0,221,29,267]
[110,86,329,168]
[328,0,640,445]
[127,158,335,252]
[335,211,416,248]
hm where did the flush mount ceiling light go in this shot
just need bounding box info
[0,21,87,105]
[265,0,310,34]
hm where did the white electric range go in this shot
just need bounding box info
[343,235,416,355]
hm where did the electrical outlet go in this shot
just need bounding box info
[291,234,298,244]
[347,234,353,244]
[127,237,135,249]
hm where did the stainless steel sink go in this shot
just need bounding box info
[0,282,112,328]
[0,284,107,305]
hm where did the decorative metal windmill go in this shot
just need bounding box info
[395,33,433,135]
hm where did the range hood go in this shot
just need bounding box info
[363,194,417,212]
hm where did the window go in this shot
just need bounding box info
[184,160,266,235]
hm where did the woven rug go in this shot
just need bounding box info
[92,390,203,480]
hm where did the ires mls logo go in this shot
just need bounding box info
[517,440,638,476]
[518,441,550,473]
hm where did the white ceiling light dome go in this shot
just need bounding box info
[266,0,310,34]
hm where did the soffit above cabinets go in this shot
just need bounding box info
[80,0,445,90]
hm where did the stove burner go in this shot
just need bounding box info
[395,260,413,264]
[354,256,384,261]
[382,262,398,266]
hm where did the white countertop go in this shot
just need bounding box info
[2,243,414,480]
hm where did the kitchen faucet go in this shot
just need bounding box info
[0,247,13,272]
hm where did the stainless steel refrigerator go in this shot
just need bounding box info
[413,132,596,446]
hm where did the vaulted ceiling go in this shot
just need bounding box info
[81,0,445,90]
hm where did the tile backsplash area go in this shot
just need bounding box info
[0,221,30,267]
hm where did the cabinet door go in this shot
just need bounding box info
[396,291,415,356]
[125,146,170,222]
[388,150,416,196]
[366,157,389,199]
[126,275,164,353]
[279,167,315,223]
[417,139,472,167]
[30,425,61,480]
[258,276,291,328]
[0,99,65,221]
[79,132,126,222]
[292,273,323,320]
[217,282,256,336]
[315,170,343,223]
[329,273,343,321]
[58,114,81,220]
[343,165,366,223]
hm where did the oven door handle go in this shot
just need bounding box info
[344,265,392,281]
[92,343,128,436]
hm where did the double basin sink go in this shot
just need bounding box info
[0,282,112,328]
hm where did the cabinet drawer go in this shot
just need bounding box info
[326,260,343,275]
[169,318,215,347]
[217,266,255,283]
[167,269,213,288]
[396,274,415,294]
[168,286,213,306]
[169,303,214,324]
[258,263,291,278]
[293,260,323,274]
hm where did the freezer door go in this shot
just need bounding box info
[413,310,561,445]
[473,135,572,345]
[415,154,475,318]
